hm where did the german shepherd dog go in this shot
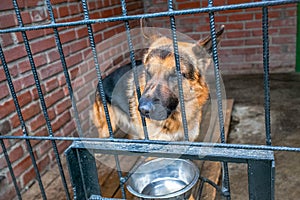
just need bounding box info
[93,27,224,141]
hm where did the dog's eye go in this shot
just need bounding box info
[168,72,187,82]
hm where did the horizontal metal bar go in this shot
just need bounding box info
[67,141,274,163]
[0,135,299,152]
[0,0,298,34]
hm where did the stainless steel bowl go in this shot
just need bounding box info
[126,158,199,199]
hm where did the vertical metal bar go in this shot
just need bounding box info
[81,0,114,138]
[42,2,74,199]
[262,6,272,146]
[0,44,47,200]
[120,0,149,140]
[0,138,22,200]
[12,2,69,200]
[45,0,83,137]
[248,160,275,200]
[207,0,231,199]
[167,0,189,141]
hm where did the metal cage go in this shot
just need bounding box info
[0,0,300,200]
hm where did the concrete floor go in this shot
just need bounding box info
[222,73,300,200]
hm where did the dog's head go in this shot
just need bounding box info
[138,27,224,121]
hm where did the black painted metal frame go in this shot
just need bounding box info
[0,0,300,200]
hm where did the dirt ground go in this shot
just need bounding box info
[223,73,300,200]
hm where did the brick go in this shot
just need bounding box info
[92,23,107,33]
[56,140,72,154]
[39,62,63,80]
[50,0,68,5]
[22,103,41,122]
[228,13,254,21]
[88,1,97,10]
[21,11,32,25]
[272,36,295,45]
[69,67,79,80]
[26,29,46,41]
[177,2,200,9]
[8,145,24,164]
[60,29,76,44]
[45,77,59,92]
[0,68,6,82]
[68,4,81,16]
[0,0,14,11]
[270,19,296,27]
[37,154,50,171]
[0,33,14,48]
[0,139,11,154]
[0,13,17,28]
[67,39,88,55]
[245,37,262,46]
[18,60,31,74]
[0,142,22,169]
[76,27,89,39]
[0,120,11,135]
[226,30,251,39]
[3,45,27,63]
[279,27,296,35]
[0,99,15,119]
[21,167,35,187]
[17,91,33,108]
[61,120,76,136]
[45,89,65,107]
[221,39,245,47]
[0,83,9,100]
[100,9,113,18]
[13,74,35,92]
[47,50,61,63]
[65,52,82,67]
[31,8,48,23]
[29,113,46,132]
[83,69,97,84]
[77,97,90,113]
[31,84,46,100]
[34,127,48,137]
[31,37,56,55]
[55,99,71,115]
[89,12,101,19]
[13,154,32,178]
[36,140,52,157]
[52,111,71,133]
[58,5,69,18]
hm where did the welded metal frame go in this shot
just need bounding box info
[0,0,300,200]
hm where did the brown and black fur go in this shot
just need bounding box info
[93,27,224,141]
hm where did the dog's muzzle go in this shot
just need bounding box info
[138,97,171,121]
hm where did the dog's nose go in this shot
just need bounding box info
[138,98,155,117]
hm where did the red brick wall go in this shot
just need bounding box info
[0,0,143,199]
[143,0,297,73]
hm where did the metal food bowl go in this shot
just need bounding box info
[126,158,199,199]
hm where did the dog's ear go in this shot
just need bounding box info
[140,18,163,42]
[192,25,225,56]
